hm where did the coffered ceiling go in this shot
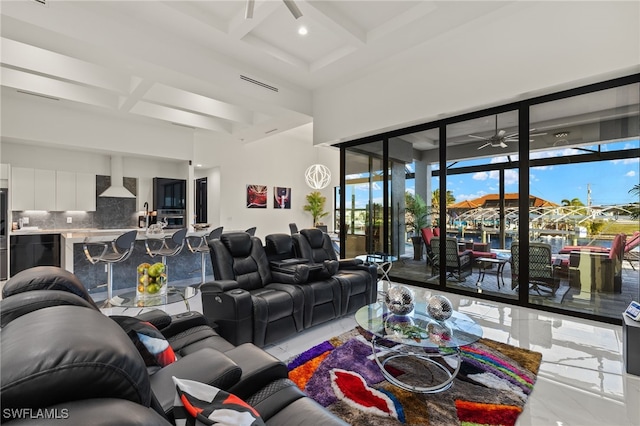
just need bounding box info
[1,0,638,152]
[1,0,513,144]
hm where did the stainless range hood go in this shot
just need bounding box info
[99,156,136,198]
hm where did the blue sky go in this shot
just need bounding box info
[445,142,639,206]
[346,141,639,209]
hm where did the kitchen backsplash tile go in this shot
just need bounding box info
[12,175,140,230]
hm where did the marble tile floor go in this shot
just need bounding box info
[27,279,640,426]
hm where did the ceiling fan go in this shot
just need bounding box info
[469,116,547,150]
[245,0,302,20]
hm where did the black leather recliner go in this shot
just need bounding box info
[1,266,349,425]
[293,228,378,315]
[203,232,306,347]
[264,233,342,329]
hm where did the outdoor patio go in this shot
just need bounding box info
[386,247,639,320]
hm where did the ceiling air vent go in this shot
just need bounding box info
[240,75,279,92]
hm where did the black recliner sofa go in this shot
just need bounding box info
[1,266,348,425]
[293,228,378,315]
[202,232,307,347]
[202,230,377,348]
[265,233,342,329]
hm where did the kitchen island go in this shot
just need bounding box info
[60,228,212,297]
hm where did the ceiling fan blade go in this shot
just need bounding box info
[468,134,490,140]
[283,0,303,19]
[530,132,548,137]
[477,142,491,150]
[245,0,254,19]
[497,129,506,138]
[499,141,508,148]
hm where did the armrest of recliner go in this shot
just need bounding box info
[224,343,289,400]
[338,258,364,269]
[135,309,173,330]
[149,347,242,416]
[158,311,212,338]
[271,264,310,283]
[201,279,240,293]
[201,282,253,346]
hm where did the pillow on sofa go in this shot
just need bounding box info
[173,377,265,426]
[112,316,177,370]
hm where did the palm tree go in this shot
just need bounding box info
[561,197,586,215]
[431,189,456,210]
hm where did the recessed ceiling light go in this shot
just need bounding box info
[196,164,202,168]
[554,131,570,138]
[298,26,308,36]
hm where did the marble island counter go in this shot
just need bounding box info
[60,227,215,299]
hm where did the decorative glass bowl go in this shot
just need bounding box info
[136,262,167,301]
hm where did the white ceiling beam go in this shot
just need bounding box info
[228,0,281,40]
[242,34,309,70]
[1,38,129,94]
[1,67,118,109]
[118,77,154,112]
[143,83,255,124]
[159,1,228,34]
[310,45,358,73]
[130,101,232,134]
[303,1,366,46]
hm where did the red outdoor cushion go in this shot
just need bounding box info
[558,245,609,255]
[471,251,496,259]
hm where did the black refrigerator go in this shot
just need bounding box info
[0,188,7,280]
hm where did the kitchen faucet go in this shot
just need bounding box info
[143,202,150,228]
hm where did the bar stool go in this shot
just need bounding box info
[144,228,188,268]
[186,226,223,284]
[83,229,138,307]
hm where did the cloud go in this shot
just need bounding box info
[504,169,519,185]
[473,172,489,181]
[626,170,636,177]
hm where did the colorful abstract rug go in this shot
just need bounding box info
[286,327,542,426]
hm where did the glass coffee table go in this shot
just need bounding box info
[355,301,483,393]
[109,286,198,311]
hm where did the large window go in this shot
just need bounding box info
[339,74,639,324]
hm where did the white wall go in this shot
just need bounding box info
[312,2,640,145]
[2,105,339,239]
[194,124,338,239]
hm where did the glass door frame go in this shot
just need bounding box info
[337,73,640,326]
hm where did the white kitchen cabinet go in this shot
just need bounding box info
[76,172,96,211]
[56,171,96,211]
[34,169,56,211]
[11,167,35,211]
[11,168,96,211]
[55,171,76,211]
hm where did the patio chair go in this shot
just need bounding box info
[430,237,473,282]
[420,227,435,265]
[511,242,561,296]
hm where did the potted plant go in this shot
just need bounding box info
[304,191,329,227]
[405,192,431,260]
